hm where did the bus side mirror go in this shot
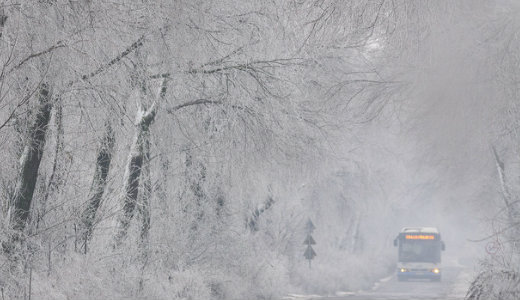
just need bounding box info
[441,241,445,251]
[393,238,398,247]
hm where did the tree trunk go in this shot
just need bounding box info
[491,146,520,252]
[246,195,275,232]
[9,84,52,232]
[491,146,517,224]
[351,214,363,253]
[136,132,153,292]
[137,129,151,248]
[184,148,207,228]
[79,120,115,253]
[36,97,64,231]
[0,7,6,38]
[114,123,148,245]
[114,79,165,246]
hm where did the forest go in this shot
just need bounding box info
[0,1,520,299]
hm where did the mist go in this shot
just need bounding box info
[1,1,519,299]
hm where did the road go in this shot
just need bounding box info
[286,260,474,300]
[329,265,468,300]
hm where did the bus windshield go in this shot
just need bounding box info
[399,240,441,263]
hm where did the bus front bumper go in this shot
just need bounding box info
[397,268,441,281]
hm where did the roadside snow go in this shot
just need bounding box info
[282,293,324,299]
[448,266,474,299]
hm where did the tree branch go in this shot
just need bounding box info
[188,58,304,75]
[12,41,65,71]
[167,99,222,113]
[81,35,145,81]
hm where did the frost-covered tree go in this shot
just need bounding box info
[464,2,520,299]
[0,0,453,299]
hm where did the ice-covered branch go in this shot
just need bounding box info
[82,35,145,81]
[188,58,305,75]
[11,41,65,72]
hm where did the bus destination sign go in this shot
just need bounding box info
[405,234,435,240]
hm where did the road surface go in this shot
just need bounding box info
[330,265,468,300]
[286,259,474,300]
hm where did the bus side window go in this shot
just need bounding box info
[441,241,445,251]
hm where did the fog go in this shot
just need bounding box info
[297,1,516,297]
[1,1,519,299]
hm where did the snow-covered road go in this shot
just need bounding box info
[285,258,475,300]
[331,266,468,300]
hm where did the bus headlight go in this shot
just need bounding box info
[400,268,408,273]
[432,268,440,274]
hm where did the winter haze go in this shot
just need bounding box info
[0,1,518,299]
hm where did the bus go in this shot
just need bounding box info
[393,227,445,282]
